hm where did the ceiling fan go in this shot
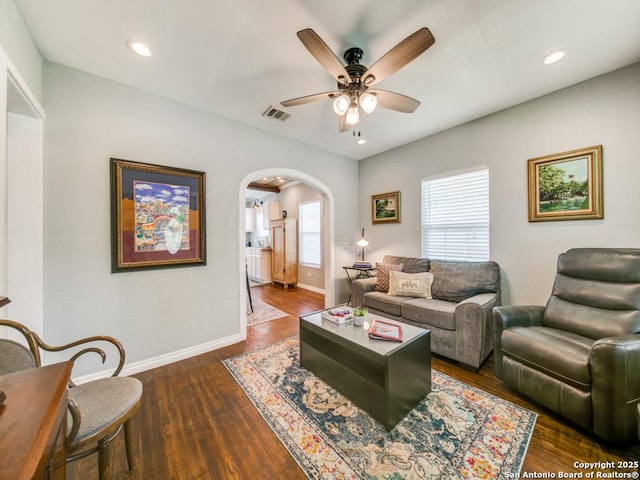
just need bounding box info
[281,28,435,132]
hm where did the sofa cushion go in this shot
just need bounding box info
[381,255,430,273]
[430,260,500,302]
[501,326,594,391]
[402,298,456,330]
[374,263,403,292]
[363,291,409,317]
[388,271,434,298]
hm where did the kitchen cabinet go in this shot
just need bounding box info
[246,248,272,283]
[261,201,281,230]
[271,218,297,289]
[245,208,256,232]
[246,200,280,235]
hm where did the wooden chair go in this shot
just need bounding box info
[0,319,143,479]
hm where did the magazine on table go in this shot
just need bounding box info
[369,319,403,342]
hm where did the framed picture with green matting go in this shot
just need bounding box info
[527,145,603,222]
[372,191,401,224]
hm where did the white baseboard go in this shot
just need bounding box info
[296,283,325,295]
[72,332,244,384]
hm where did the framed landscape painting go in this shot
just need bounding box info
[527,145,603,222]
[372,191,401,224]
[111,158,206,272]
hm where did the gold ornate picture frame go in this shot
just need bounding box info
[110,158,206,272]
[372,191,401,224]
[527,145,603,222]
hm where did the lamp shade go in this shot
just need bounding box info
[332,94,350,116]
[356,228,368,261]
[345,106,360,126]
[356,237,369,247]
[357,228,369,247]
[360,92,377,114]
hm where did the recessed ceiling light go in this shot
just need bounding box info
[542,49,567,65]
[127,40,151,57]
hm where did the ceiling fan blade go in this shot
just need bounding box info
[362,28,435,86]
[297,29,352,84]
[281,91,340,108]
[369,89,421,113]
[338,114,350,133]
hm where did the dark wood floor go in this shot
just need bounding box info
[68,284,639,479]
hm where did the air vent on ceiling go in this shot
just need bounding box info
[263,105,291,122]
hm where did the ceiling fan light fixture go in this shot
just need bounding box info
[332,95,350,116]
[282,28,435,132]
[360,92,377,114]
[345,106,360,126]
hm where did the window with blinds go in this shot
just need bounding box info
[421,167,490,261]
[299,201,321,267]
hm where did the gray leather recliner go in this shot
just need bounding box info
[493,248,640,442]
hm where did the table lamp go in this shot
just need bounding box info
[356,228,369,261]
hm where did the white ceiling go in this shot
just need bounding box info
[14,0,640,160]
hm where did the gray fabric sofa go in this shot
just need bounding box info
[351,255,501,370]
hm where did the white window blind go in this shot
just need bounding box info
[299,201,321,267]
[421,168,490,261]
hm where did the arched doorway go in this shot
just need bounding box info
[238,168,334,332]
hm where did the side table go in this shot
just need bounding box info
[343,266,377,305]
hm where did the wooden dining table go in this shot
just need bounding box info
[0,361,72,479]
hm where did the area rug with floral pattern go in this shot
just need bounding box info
[247,298,288,325]
[223,336,536,479]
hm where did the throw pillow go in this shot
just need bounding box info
[388,271,434,298]
[375,263,404,292]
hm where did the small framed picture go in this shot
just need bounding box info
[372,191,401,224]
[527,145,603,222]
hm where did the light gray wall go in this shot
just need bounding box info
[359,62,640,306]
[0,0,43,101]
[278,182,325,291]
[0,3,45,334]
[43,62,358,374]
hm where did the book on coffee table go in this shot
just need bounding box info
[369,319,403,342]
[321,307,353,325]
